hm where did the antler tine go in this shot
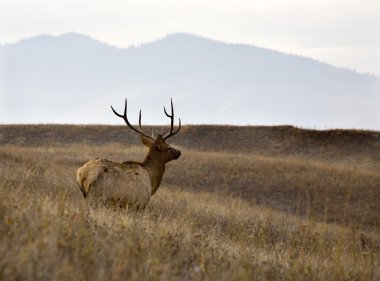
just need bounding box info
[139,110,142,129]
[111,98,126,118]
[170,118,181,136]
[163,98,181,140]
[111,99,155,140]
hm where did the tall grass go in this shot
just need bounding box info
[1,127,380,280]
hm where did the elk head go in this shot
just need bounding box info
[111,98,181,165]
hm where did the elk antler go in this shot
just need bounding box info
[162,98,181,140]
[111,99,155,140]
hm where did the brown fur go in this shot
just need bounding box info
[76,135,181,209]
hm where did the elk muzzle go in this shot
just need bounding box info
[172,148,181,160]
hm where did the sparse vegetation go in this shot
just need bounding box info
[1,125,380,280]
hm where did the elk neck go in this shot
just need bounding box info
[142,147,166,195]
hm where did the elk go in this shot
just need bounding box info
[76,99,181,209]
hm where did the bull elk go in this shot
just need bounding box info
[76,99,181,209]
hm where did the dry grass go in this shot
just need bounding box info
[1,125,380,280]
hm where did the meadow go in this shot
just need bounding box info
[1,125,380,280]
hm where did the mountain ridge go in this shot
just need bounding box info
[0,32,379,129]
[6,32,377,78]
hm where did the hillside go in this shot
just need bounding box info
[1,124,379,228]
[1,124,379,163]
[1,124,380,280]
[1,33,379,129]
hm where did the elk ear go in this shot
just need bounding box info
[156,135,166,151]
[140,134,154,148]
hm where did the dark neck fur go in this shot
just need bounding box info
[142,148,166,195]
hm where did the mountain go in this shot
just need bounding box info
[0,32,379,129]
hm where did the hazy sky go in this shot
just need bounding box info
[1,0,379,75]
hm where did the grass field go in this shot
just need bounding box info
[1,125,380,280]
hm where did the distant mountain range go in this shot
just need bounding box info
[0,32,379,129]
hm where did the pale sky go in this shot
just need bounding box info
[1,0,380,75]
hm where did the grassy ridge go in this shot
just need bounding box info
[1,125,380,280]
[1,124,379,157]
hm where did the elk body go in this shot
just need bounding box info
[76,99,181,209]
